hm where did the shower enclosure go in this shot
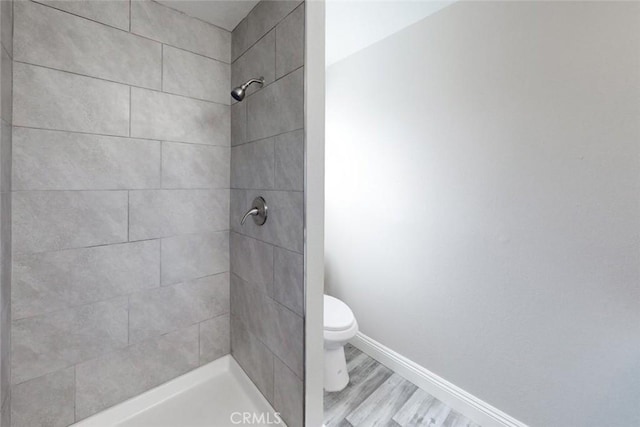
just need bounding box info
[0,0,309,425]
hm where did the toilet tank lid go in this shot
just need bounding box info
[324,295,355,331]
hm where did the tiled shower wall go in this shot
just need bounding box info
[0,0,12,425]
[9,1,231,425]
[230,1,305,426]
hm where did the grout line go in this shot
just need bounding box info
[13,230,232,257]
[12,187,233,193]
[31,0,134,34]
[241,64,304,104]
[10,319,211,388]
[230,271,302,320]
[232,1,303,63]
[164,43,231,66]
[0,44,11,62]
[233,308,302,383]
[11,293,132,328]
[12,270,231,323]
[148,0,233,34]
[15,61,232,107]
[129,0,132,32]
[228,228,303,256]
[12,125,231,148]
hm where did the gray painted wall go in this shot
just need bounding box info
[9,1,231,425]
[325,2,640,426]
[0,0,12,425]
[230,2,305,426]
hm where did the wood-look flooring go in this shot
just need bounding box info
[324,344,481,427]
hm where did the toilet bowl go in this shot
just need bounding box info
[324,295,358,392]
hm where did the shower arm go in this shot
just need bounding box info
[242,78,264,89]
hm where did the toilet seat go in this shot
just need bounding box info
[324,295,355,331]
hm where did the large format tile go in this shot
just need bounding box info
[163,45,230,104]
[247,67,303,141]
[13,128,161,190]
[270,299,304,379]
[12,297,128,384]
[275,3,304,79]
[13,63,129,136]
[231,190,303,253]
[131,88,229,146]
[231,315,274,403]
[75,325,199,420]
[129,189,229,240]
[231,274,303,377]
[232,0,302,61]
[231,17,249,63]
[162,142,229,189]
[15,1,161,89]
[274,129,304,191]
[12,190,128,254]
[231,137,275,190]
[231,101,247,146]
[12,240,160,320]
[161,232,229,285]
[10,367,74,427]
[230,232,274,295]
[232,30,275,99]
[129,273,229,342]
[200,313,230,364]
[230,274,271,345]
[35,0,130,30]
[273,247,304,316]
[275,358,303,427]
[131,0,230,62]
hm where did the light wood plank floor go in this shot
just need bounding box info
[324,344,481,427]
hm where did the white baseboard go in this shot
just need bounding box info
[350,332,527,427]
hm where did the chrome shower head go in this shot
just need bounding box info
[231,77,264,101]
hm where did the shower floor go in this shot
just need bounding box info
[73,355,283,427]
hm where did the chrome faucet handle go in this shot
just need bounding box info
[241,208,259,225]
[240,197,268,226]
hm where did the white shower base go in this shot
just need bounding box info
[73,355,285,427]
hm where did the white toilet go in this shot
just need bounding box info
[323,295,358,392]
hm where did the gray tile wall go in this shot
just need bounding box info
[9,1,231,425]
[0,0,12,424]
[230,2,305,426]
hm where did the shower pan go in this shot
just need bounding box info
[0,0,307,426]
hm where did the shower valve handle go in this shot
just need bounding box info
[241,197,268,226]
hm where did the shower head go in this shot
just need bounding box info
[231,77,264,101]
